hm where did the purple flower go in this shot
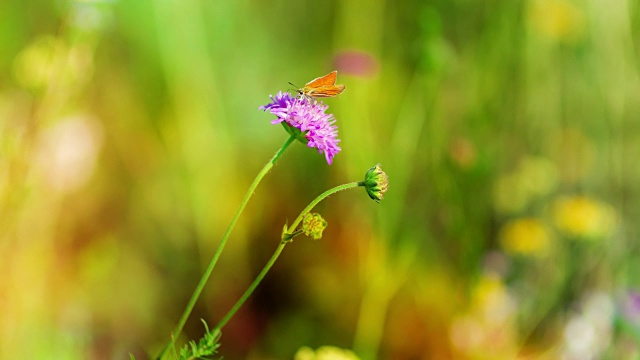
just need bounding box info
[259,91,341,165]
[620,290,640,325]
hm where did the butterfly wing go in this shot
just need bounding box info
[306,84,346,98]
[304,71,338,87]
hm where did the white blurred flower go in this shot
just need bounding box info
[562,292,614,360]
[34,115,103,193]
[70,1,113,31]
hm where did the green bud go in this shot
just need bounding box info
[302,213,328,240]
[363,164,389,202]
[282,224,294,242]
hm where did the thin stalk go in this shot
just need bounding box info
[159,135,296,359]
[289,181,362,230]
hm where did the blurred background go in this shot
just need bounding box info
[1,0,639,359]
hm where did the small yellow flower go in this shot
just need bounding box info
[294,346,360,360]
[302,213,328,240]
[552,196,616,239]
[499,218,550,256]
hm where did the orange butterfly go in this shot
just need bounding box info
[295,71,346,98]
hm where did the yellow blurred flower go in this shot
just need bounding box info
[295,346,360,360]
[528,0,586,43]
[493,174,529,214]
[517,156,558,197]
[13,36,65,89]
[493,156,558,214]
[450,273,518,358]
[552,196,616,239]
[499,218,550,256]
[13,35,94,91]
[472,273,515,323]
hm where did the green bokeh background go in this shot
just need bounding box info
[2,0,640,359]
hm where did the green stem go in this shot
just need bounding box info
[212,181,363,333]
[289,181,362,231]
[159,135,296,359]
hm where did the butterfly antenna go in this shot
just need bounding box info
[288,82,302,95]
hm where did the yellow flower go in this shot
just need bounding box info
[13,35,93,91]
[517,156,558,197]
[302,213,328,240]
[528,0,586,43]
[294,346,360,360]
[492,174,529,214]
[492,156,558,214]
[552,196,616,239]
[499,218,550,256]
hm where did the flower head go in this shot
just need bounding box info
[620,290,640,325]
[295,346,360,360]
[302,213,328,240]
[363,164,389,202]
[552,195,616,239]
[260,91,341,165]
[499,218,550,256]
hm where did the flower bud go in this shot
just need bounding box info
[302,213,328,240]
[363,164,389,202]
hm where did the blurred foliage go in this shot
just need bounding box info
[1,0,640,359]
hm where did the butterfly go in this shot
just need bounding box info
[293,71,346,98]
